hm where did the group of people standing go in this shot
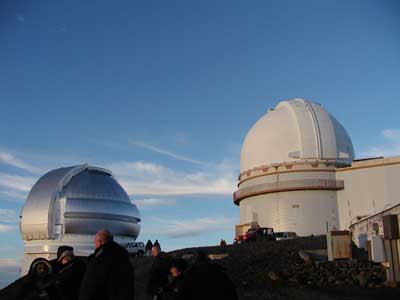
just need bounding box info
[147,247,237,300]
[145,239,161,256]
[1,230,133,300]
[1,229,237,300]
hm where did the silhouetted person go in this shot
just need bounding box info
[147,246,171,300]
[145,240,153,256]
[54,246,86,300]
[79,230,135,300]
[154,240,161,250]
[163,258,187,300]
[181,251,238,300]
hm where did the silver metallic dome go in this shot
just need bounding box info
[21,164,140,241]
[20,164,141,275]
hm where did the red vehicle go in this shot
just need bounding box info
[234,227,276,243]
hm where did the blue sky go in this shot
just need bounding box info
[1,0,400,287]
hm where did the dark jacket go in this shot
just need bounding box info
[163,274,185,300]
[0,274,37,300]
[145,240,153,251]
[181,262,238,300]
[55,257,86,300]
[79,241,135,300]
[0,267,58,300]
[146,253,171,296]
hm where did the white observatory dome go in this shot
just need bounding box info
[240,99,354,172]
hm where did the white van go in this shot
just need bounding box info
[124,241,145,256]
[275,232,297,241]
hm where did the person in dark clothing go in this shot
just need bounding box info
[181,251,238,300]
[146,246,171,300]
[0,258,54,300]
[29,258,58,300]
[49,245,74,274]
[54,246,86,300]
[154,240,161,250]
[145,240,153,256]
[79,230,135,300]
[47,245,76,284]
[162,258,187,300]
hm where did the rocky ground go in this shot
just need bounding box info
[132,236,400,300]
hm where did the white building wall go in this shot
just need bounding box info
[336,162,400,230]
[239,190,339,236]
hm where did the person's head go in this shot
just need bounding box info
[36,262,49,275]
[57,245,74,265]
[151,246,161,257]
[29,258,52,278]
[170,259,187,278]
[94,229,113,249]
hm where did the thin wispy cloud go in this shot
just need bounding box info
[131,198,176,209]
[0,189,28,201]
[360,129,400,158]
[108,159,237,197]
[0,172,35,193]
[0,171,36,202]
[0,224,16,233]
[151,217,235,239]
[0,209,18,224]
[0,151,42,174]
[131,141,206,165]
[0,209,18,233]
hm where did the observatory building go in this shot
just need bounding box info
[234,99,400,240]
[20,164,140,274]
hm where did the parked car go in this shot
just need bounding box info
[275,232,297,240]
[234,227,276,243]
[124,241,145,256]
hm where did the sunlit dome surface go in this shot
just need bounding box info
[21,164,141,241]
[240,99,354,172]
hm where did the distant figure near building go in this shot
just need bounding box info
[145,240,153,256]
[79,230,135,300]
[154,240,161,250]
[219,239,227,247]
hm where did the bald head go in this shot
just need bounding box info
[151,246,161,257]
[95,230,113,249]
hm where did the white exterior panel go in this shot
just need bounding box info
[336,161,400,230]
[239,190,339,236]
